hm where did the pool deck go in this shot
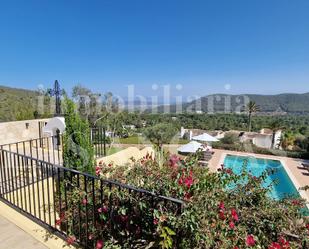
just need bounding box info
[208,149,309,203]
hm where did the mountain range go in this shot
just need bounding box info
[153,93,309,114]
[1,85,309,122]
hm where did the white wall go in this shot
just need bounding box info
[0,118,50,145]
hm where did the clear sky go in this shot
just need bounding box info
[0,0,308,98]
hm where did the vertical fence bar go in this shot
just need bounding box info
[31,156,37,217]
[8,145,16,205]
[40,161,46,223]
[103,127,106,156]
[35,159,41,219]
[63,170,68,235]
[77,173,82,242]
[0,149,6,196]
[46,163,52,226]
[51,165,57,228]
[26,158,32,215]
[84,175,89,248]
[47,137,51,164]
[21,154,28,212]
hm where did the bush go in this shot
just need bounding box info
[220,133,239,144]
[63,98,94,174]
[72,153,309,248]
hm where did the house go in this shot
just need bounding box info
[180,127,225,140]
[239,128,282,149]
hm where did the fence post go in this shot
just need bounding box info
[103,127,106,156]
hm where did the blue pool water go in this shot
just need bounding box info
[223,155,299,200]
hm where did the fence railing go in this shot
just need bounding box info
[0,148,183,248]
[0,135,63,165]
[90,127,107,158]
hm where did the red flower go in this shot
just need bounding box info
[268,242,281,249]
[82,198,87,205]
[66,236,76,245]
[184,192,192,201]
[306,223,309,231]
[56,218,62,226]
[233,247,239,249]
[153,218,159,225]
[291,199,301,206]
[120,215,128,222]
[225,169,233,175]
[218,201,225,210]
[184,176,193,188]
[218,210,225,220]
[178,177,183,185]
[229,221,235,229]
[231,208,239,222]
[102,206,108,213]
[169,154,180,168]
[278,237,289,248]
[95,166,101,175]
[246,235,255,247]
[96,240,104,249]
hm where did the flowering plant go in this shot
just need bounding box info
[58,152,308,248]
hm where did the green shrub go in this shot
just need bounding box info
[63,98,94,174]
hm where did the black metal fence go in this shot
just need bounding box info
[0,147,183,248]
[0,135,63,165]
[90,127,107,158]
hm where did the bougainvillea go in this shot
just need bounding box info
[58,151,308,248]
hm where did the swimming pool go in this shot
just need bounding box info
[223,154,299,200]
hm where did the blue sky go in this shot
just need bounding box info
[0,0,308,98]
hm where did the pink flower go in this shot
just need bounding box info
[306,223,309,231]
[268,242,281,249]
[225,168,233,174]
[231,208,239,222]
[153,218,159,225]
[178,177,183,185]
[56,218,62,226]
[218,210,225,220]
[82,198,87,205]
[88,234,94,240]
[229,221,235,229]
[169,154,180,168]
[96,240,104,249]
[98,207,103,213]
[291,199,301,206]
[184,176,193,189]
[278,237,289,248]
[102,206,108,213]
[66,236,76,245]
[233,247,239,249]
[246,235,256,247]
[120,215,128,223]
[218,201,225,210]
[95,166,101,175]
[184,192,192,201]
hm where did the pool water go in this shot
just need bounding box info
[223,155,300,200]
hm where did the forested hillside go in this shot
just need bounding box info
[155,93,309,114]
[0,85,51,122]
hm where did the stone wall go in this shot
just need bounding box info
[0,118,50,145]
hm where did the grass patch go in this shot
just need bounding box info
[106,147,123,155]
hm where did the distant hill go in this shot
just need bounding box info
[153,93,309,114]
[0,85,51,122]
